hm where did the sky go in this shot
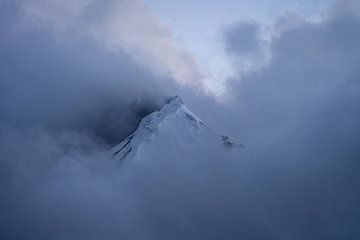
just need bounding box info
[1,0,360,239]
[144,0,336,95]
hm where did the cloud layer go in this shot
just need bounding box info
[218,0,360,238]
[1,0,360,239]
[18,0,203,87]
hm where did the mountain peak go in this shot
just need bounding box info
[160,96,186,115]
[112,96,242,162]
[166,95,183,105]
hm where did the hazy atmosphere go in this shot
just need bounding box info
[1,0,359,239]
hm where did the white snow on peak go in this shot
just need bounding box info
[112,96,242,162]
[137,95,205,132]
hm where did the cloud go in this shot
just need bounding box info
[1,0,360,239]
[221,20,271,77]
[0,1,221,239]
[223,21,264,60]
[17,0,204,88]
[0,0,195,145]
[216,0,360,238]
[225,0,360,138]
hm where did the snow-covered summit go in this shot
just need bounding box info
[136,95,205,131]
[112,96,242,163]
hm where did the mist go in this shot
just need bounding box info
[1,0,360,239]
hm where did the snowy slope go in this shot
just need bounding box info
[112,96,242,164]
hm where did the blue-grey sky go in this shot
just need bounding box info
[144,0,335,95]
